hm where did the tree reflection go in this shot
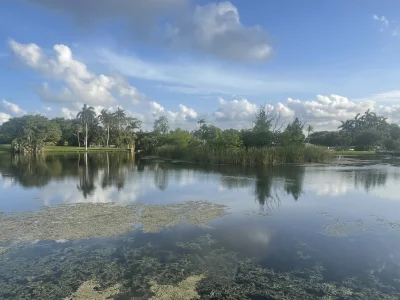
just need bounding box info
[77,153,95,198]
[154,163,169,191]
[351,169,388,192]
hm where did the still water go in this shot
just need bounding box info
[1,153,400,299]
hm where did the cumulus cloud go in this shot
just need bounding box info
[9,40,146,107]
[26,0,271,61]
[146,101,198,129]
[166,1,271,61]
[2,100,26,116]
[285,94,400,130]
[0,112,11,124]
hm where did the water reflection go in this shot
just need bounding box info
[0,153,400,211]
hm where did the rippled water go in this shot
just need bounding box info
[1,153,400,299]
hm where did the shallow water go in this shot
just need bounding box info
[1,153,400,299]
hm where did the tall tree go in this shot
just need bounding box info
[153,116,169,134]
[253,106,272,133]
[98,109,113,147]
[114,107,126,131]
[76,104,96,151]
[75,124,83,147]
[306,125,314,142]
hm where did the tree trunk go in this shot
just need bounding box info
[85,123,88,151]
[107,125,110,147]
[77,132,80,147]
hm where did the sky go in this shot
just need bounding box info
[1,0,400,130]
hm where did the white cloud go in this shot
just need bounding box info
[0,112,11,124]
[146,101,198,129]
[373,15,389,28]
[373,15,400,37]
[166,1,271,61]
[61,107,76,119]
[27,0,271,62]
[97,48,316,97]
[9,40,146,108]
[2,100,26,116]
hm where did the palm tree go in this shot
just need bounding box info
[114,107,126,131]
[76,104,96,151]
[306,125,314,142]
[75,124,83,147]
[98,109,112,147]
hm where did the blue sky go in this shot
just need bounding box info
[1,0,400,130]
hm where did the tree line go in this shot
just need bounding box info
[1,103,398,153]
[309,110,400,150]
[0,104,142,153]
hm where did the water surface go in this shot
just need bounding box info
[1,153,400,299]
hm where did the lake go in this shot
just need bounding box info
[1,153,400,299]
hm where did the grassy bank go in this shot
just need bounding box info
[155,145,330,166]
[0,144,126,153]
[0,144,11,154]
[331,151,376,156]
[43,146,126,153]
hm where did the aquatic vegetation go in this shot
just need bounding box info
[373,215,400,230]
[155,145,330,166]
[0,247,7,254]
[1,234,400,300]
[297,250,311,260]
[176,235,215,250]
[140,201,228,233]
[323,218,370,237]
[0,201,228,243]
[0,203,141,243]
[150,275,204,300]
[64,280,121,300]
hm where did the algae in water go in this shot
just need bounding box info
[150,275,204,300]
[64,280,121,300]
[0,201,228,243]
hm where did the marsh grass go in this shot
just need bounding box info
[156,145,330,166]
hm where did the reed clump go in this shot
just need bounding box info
[156,145,329,166]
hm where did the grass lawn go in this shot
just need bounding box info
[0,144,11,153]
[0,144,126,153]
[44,146,126,152]
[330,150,376,156]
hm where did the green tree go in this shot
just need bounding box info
[279,118,305,146]
[306,125,314,142]
[114,107,126,131]
[76,104,96,151]
[153,116,169,134]
[75,124,83,147]
[389,124,400,140]
[253,106,272,133]
[98,109,113,147]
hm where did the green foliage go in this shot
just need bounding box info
[156,145,329,166]
[253,106,272,132]
[153,116,169,134]
[278,118,305,146]
[389,124,400,140]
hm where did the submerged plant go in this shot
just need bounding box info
[150,275,204,300]
[64,280,121,300]
[323,218,369,237]
[176,235,215,250]
[0,201,228,243]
